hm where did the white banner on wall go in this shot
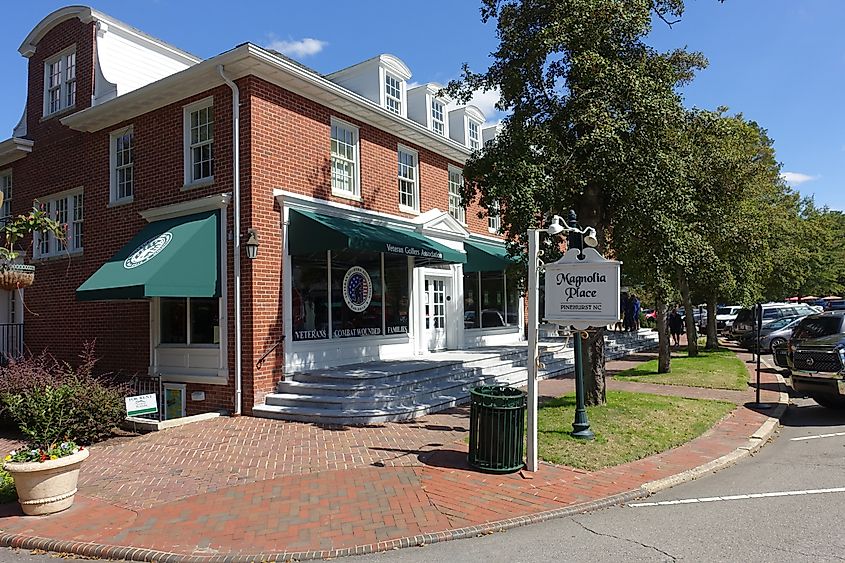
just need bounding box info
[544,248,621,329]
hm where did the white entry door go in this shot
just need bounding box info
[424,277,447,351]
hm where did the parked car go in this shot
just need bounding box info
[738,315,805,353]
[714,305,742,334]
[730,303,818,339]
[787,311,845,409]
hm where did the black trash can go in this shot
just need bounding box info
[468,385,527,473]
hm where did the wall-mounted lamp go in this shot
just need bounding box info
[244,228,260,260]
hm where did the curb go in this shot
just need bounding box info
[0,355,791,562]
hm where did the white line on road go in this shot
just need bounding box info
[629,487,845,507]
[791,431,845,441]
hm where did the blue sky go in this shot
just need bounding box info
[2,1,842,210]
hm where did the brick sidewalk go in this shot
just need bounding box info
[0,342,786,561]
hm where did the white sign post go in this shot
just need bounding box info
[125,393,158,417]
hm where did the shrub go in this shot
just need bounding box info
[0,343,128,446]
[0,468,16,503]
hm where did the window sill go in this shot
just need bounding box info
[40,105,77,122]
[32,250,83,263]
[109,196,134,208]
[331,189,362,202]
[399,204,420,216]
[182,178,215,191]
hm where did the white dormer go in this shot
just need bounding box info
[482,123,502,145]
[448,105,485,150]
[327,54,412,118]
[407,83,451,137]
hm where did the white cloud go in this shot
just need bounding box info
[468,88,502,120]
[266,36,327,58]
[780,172,819,186]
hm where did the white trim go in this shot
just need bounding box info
[109,125,134,204]
[329,117,361,198]
[140,193,231,222]
[0,138,34,168]
[447,165,466,224]
[42,45,77,118]
[183,96,214,187]
[32,188,84,259]
[397,144,419,212]
[162,383,187,419]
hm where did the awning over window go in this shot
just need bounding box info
[76,210,220,301]
[464,239,517,273]
[288,209,466,264]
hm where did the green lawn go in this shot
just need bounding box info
[613,348,748,390]
[537,390,734,470]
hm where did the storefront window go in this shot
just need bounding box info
[160,297,219,345]
[190,298,219,344]
[384,255,410,335]
[160,298,187,344]
[331,250,382,338]
[506,273,520,326]
[463,272,480,329]
[291,253,329,341]
[481,271,506,327]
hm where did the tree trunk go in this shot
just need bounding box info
[584,327,607,406]
[705,294,719,350]
[656,296,671,373]
[677,270,699,357]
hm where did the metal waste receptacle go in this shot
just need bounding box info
[468,385,527,473]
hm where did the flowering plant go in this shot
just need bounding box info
[5,441,82,464]
[0,196,66,261]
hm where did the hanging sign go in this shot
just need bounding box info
[125,393,158,417]
[544,248,621,328]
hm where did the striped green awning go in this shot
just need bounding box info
[76,210,220,301]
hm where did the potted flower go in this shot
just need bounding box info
[0,194,66,291]
[2,386,88,515]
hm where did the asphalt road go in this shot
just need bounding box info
[1,372,843,562]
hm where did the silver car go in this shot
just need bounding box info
[740,315,806,353]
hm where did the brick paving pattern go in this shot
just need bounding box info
[0,342,786,559]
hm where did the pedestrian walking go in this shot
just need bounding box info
[668,306,684,348]
[631,294,641,331]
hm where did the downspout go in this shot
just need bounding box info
[218,65,242,416]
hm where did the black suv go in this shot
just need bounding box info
[787,311,845,409]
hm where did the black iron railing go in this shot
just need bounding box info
[0,323,23,363]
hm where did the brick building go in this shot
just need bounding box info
[0,6,522,421]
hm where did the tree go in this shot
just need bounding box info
[448,0,708,400]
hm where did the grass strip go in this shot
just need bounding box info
[613,347,748,390]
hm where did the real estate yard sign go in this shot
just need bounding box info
[125,393,158,417]
[544,247,621,329]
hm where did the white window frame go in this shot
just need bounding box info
[43,46,76,117]
[468,120,481,150]
[330,118,361,200]
[33,189,84,259]
[397,145,419,213]
[0,171,11,219]
[431,100,445,135]
[488,200,501,233]
[183,97,214,187]
[385,73,403,115]
[448,166,466,224]
[109,126,134,205]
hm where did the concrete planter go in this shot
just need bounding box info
[4,448,89,515]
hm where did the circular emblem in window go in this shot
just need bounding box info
[123,232,173,269]
[342,266,372,313]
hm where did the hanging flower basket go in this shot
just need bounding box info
[0,262,35,291]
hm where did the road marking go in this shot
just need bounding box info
[791,431,845,441]
[629,487,845,507]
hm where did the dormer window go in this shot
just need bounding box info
[431,100,445,135]
[385,73,402,115]
[44,47,76,116]
[468,121,480,150]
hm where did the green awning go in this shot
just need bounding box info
[464,239,516,273]
[289,209,465,263]
[76,210,220,301]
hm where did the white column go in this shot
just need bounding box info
[526,229,539,472]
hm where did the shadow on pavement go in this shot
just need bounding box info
[416,449,473,470]
[780,400,845,428]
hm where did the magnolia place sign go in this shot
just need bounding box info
[544,248,621,328]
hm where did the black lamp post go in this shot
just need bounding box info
[567,210,595,440]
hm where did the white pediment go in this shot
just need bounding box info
[413,209,469,242]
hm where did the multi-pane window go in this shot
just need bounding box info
[0,172,11,219]
[385,74,402,115]
[468,120,480,150]
[44,49,76,116]
[397,147,418,211]
[431,100,445,135]
[448,168,466,223]
[488,200,501,233]
[34,191,83,258]
[185,100,214,185]
[111,127,134,203]
[330,119,359,196]
[160,297,220,346]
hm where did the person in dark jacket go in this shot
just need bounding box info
[668,306,684,348]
